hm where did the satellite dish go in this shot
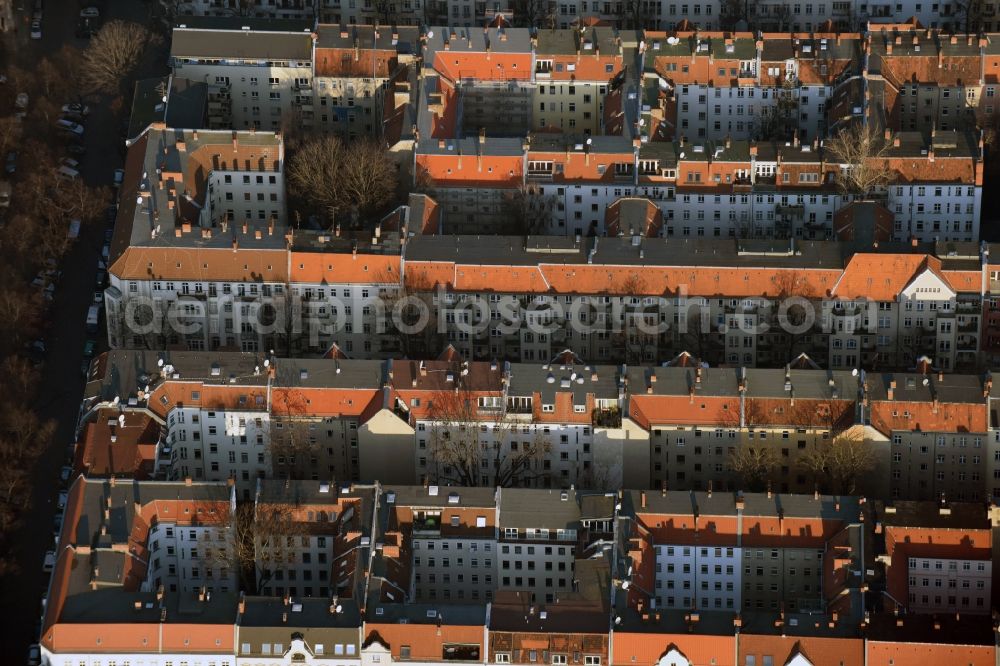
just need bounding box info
[136,196,143,205]
[336,604,343,613]
[427,30,434,38]
[112,396,120,405]
[851,368,858,376]
[586,137,592,145]
[621,580,631,589]
[157,359,164,367]
[263,359,270,367]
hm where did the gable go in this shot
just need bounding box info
[657,648,691,666]
[786,653,815,666]
[900,267,956,301]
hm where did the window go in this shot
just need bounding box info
[552,656,568,665]
[497,655,511,664]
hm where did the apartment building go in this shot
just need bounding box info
[400,235,989,371]
[417,129,983,241]
[41,478,240,666]
[532,27,628,135]
[868,370,993,501]
[170,18,316,131]
[254,480,376,600]
[83,347,997,503]
[40,480,1000,666]
[642,31,862,143]
[313,25,419,138]
[874,499,996,615]
[170,0,317,20]
[73,407,160,479]
[235,595,363,664]
[315,0,513,25]
[869,27,989,135]
[629,366,872,496]
[622,489,864,614]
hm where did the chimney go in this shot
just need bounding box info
[232,132,238,151]
[641,491,647,508]
[766,482,772,499]
[184,476,193,486]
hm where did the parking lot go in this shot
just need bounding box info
[0,0,168,657]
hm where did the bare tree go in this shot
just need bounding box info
[502,182,557,235]
[727,445,781,492]
[288,135,398,227]
[954,0,985,33]
[825,123,895,196]
[205,501,305,594]
[752,79,798,141]
[720,0,758,28]
[426,383,551,488]
[81,21,160,96]
[798,428,874,494]
[0,117,22,156]
[511,0,557,27]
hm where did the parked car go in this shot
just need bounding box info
[80,358,91,377]
[55,119,84,137]
[83,339,95,358]
[113,168,124,187]
[60,465,73,484]
[101,243,110,260]
[30,276,48,288]
[95,269,106,287]
[27,643,40,666]
[60,157,80,170]
[93,290,103,305]
[28,339,45,354]
[79,6,99,17]
[42,551,55,573]
[30,20,41,40]
[61,103,90,117]
[57,165,80,181]
[4,151,15,175]
[57,490,67,509]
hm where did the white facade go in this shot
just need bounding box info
[163,405,272,498]
[412,534,498,602]
[171,56,313,132]
[654,544,741,611]
[907,556,992,614]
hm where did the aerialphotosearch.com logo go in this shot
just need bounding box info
[116,284,877,346]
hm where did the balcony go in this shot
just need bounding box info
[442,645,481,661]
[593,407,622,428]
[412,515,441,534]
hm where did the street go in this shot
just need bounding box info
[0,0,169,654]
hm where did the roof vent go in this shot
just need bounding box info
[448,492,460,504]
[428,485,439,496]
[319,482,330,493]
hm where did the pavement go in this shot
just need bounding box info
[0,0,168,655]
